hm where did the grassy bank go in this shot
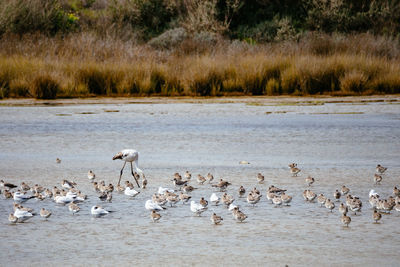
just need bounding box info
[1,33,400,99]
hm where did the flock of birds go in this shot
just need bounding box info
[1,149,400,228]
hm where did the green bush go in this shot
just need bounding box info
[0,0,78,36]
[32,75,59,99]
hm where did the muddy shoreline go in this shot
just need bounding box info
[1,95,400,106]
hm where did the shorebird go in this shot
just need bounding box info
[199,197,208,208]
[91,205,110,217]
[232,207,247,222]
[124,187,140,198]
[306,190,317,202]
[221,193,234,206]
[290,167,301,177]
[20,182,30,191]
[56,158,61,164]
[87,170,95,182]
[142,175,147,189]
[339,203,348,215]
[257,173,264,183]
[238,186,246,198]
[145,200,165,211]
[61,180,76,189]
[40,208,52,219]
[197,174,206,185]
[113,149,143,187]
[334,190,342,201]
[158,187,174,195]
[106,192,112,202]
[13,191,34,203]
[373,210,382,223]
[369,195,379,209]
[190,201,207,216]
[3,190,12,199]
[184,171,191,180]
[268,185,286,194]
[31,184,45,194]
[125,181,135,189]
[341,185,350,195]
[374,174,382,185]
[266,191,276,203]
[349,201,362,215]
[0,180,17,189]
[13,208,34,222]
[179,192,191,204]
[288,163,297,169]
[167,195,179,207]
[151,210,161,222]
[68,202,80,215]
[272,195,283,207]
[247,192,261,206]
[182,185,197,193]
[281,193,292,206]
[152,194,167,206]
[317,194,327,206]
[376,164,387,174]
[369,189,379,198]
[212,179,231,191]
[305,176,314,186]
[42,188,52,199]
[325,199,335,212]
[99,192,107,201]
[172,178,188,188]
[382,199,394,214]
[173,173,181,180]
[341,214,351,227]
[8,213,18,223]
[211,213,223,225]
[210,193,220,205]
[207,173,214,183]
[374,173,383,184]
[13,204,35,214]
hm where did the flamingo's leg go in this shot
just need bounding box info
[118,161,126,186]
[131,162,140,188]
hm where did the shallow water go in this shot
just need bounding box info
[0,99,400,266]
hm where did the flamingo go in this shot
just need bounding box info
[113,149,143,187]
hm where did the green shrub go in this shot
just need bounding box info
[0,0,78,36]
[32,75,59,99]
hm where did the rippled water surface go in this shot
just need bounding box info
[1,98,400,266]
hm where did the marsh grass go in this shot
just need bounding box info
[0,33,399,99]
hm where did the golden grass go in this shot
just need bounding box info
[0,34,399,99]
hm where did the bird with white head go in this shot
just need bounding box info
[113,149,143,187]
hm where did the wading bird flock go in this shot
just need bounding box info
[1,150,399,228]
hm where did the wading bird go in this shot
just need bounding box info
[113,149,143,187]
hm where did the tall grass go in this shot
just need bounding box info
[0,33,399,99]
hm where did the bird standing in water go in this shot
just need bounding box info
[113,149,143,187]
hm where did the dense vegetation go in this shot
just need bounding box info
[0,0,399,99]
